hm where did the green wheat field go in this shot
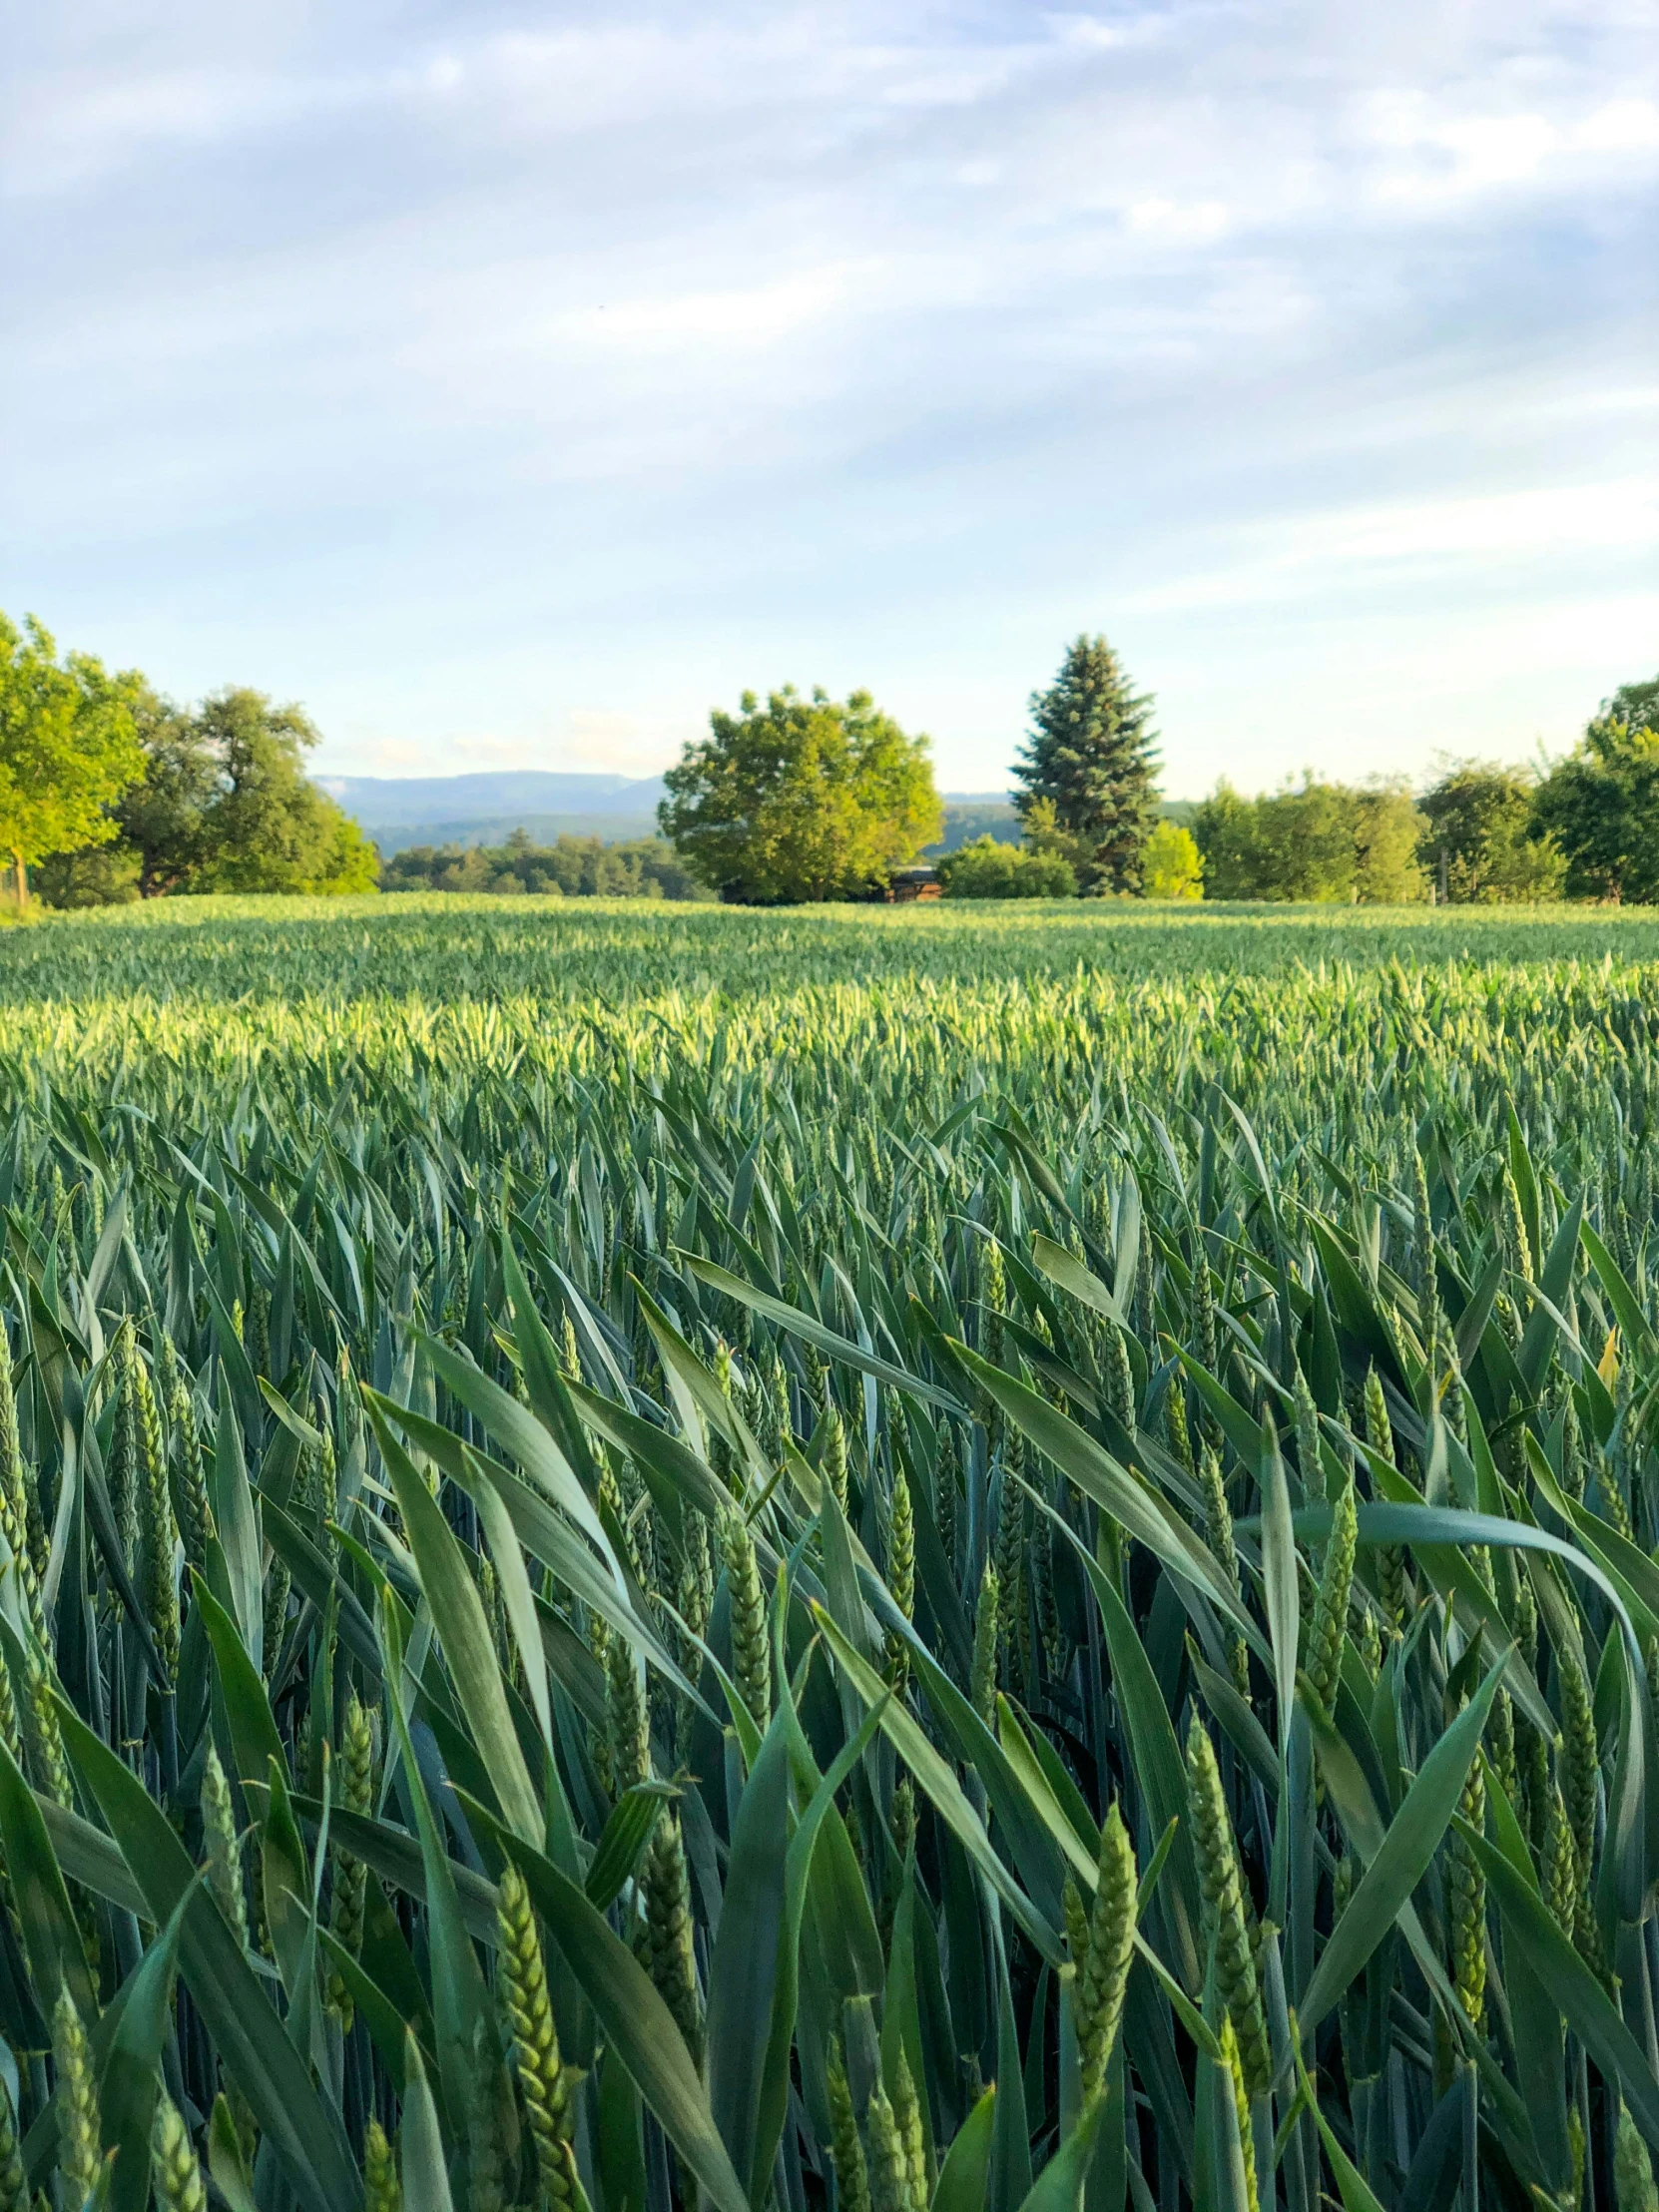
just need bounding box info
[6,890,1659,2212]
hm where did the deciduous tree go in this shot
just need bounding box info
[1142,820,1204,900]
[659,686,940,903]
[936,836,1076,897]
[1195,778,1356,900]
[115,691,221,896]
[1417,760,1564,902]
[1194,778,1427,902]
[1534,688,1659,903]
[0,613,145,904]
[1354,782,1427,903]
[188,690,378,894]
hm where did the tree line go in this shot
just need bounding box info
[0,612,376,906]
[1191,683,1659,905]
[656,640,1659,905]
[652,656,1173,903]
[381,829,705,899]
[6,598,1656,909]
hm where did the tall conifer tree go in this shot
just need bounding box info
[1014,636,1159,893]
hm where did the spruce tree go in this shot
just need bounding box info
[1014,636,1159,893]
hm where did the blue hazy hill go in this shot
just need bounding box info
[323,771,1026,856]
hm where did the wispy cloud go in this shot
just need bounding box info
[1361,89,1659,208]
[1128,476,1659,613]
[546,265,881,353]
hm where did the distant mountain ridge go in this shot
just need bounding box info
[323,770,1023,856]
[366,811,672,854]
[318,771,668,829]
[324,774,1185,861]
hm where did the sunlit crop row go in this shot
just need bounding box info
[0,892,1657,2211]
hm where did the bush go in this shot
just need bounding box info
[1418,761,1556,902]
[1479,812,1567,901]
[35,844,142,909]
[1142,821,1203,900]
[1195,778,1427,902]
[937,835,1076,898]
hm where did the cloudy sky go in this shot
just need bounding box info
[4,3,1655,795]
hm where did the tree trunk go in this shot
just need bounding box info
[9,853,24,910]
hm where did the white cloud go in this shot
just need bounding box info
[560,710,680,775]
[1046,13,1173,53]
[546,265,878,352]
[1361,87,1659,208]
[1123,197,1233,244]
[1576,97,1659,153]
[1312,479,1659,564]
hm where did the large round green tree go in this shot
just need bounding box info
[0,612,145,905]
[1013,636,1159,894]
[659,686,941,903]
[186,689,379,894]
[1416,760,1565,903]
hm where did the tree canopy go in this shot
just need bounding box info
[15,615,1657,918]
[1533,695,1659,903]
[383,830,705,899]
[659,686,941,903]
[0,613,146,902]
[1013,636,1159,894]
[1141,819,1203,900]
[114,690,223,897]
[33,680,378,905]
[1595,673,1659,735]
[1194,778,1426,902]
[1353,783,1429,902]
[1416,760,1565,903]
[186,690,378,894]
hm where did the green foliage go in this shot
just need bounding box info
[1596,672,1659,733]
[1535,681,1659,901]
[4,894,1659,2207]
[1142,819,1203,899]
[1194,776,1428,901]
[1195,778,1348,900]
[1018,794,1092,879]
[36,684,377,906]
[382,828,705,899]
[660,685,941,902]
[935,835,1075,898]
[1013,635,1159,893]
[1480,806,1570,902]
[1418,758,1566,902]
[0,612,145,901]
[187,690,378,894]
[1353,781,1429,901]
[111,691,222,897]
[31,841,142,909]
